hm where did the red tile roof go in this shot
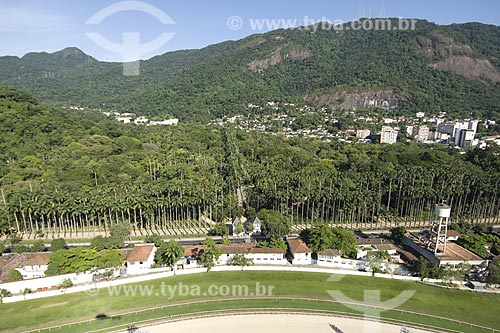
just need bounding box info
[287,238,311,254]
[357,238,392,246]
[249,247,284,254]
[126,244,155,262]
[120,248,134,260]
[220,244,254,254]
[183,246,204,257]
[221,247,249,254]
[23,252,51,266]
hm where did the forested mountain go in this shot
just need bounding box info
[0,85,499,236]
[0,19,499,122]
[0,42,238,109]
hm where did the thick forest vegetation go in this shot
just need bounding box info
[0,86,498,237]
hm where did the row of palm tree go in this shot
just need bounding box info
[1,161,498,236]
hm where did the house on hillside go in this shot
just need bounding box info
[245,216,262,235]
[124,244,156,275]
[16,252,52,279]
[286,238,312,265]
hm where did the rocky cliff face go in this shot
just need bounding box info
[248,47,284,72]
[307,89,408,110]
[248,47,311,72]
[240,37,267,49]
[415,32,473,58]
[415,31,500,82]
[431,56,500,82]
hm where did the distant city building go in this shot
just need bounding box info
[116,116,132,124]
[455,129,476,148]
[437,120,478,146]
[412,125,430,142]
[437,122,455,136]
[149,119,179,126]
[468,120,479,132]
[356,129,371,139]
[380,126,398,144]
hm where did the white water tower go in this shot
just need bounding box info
[427,203,451,255]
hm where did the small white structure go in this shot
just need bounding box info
[287,238,312,265]
[178,246,203,269]
[134,116,149,125]
[218,245,287,266]
[150,118,179,126]
[356,238,399,261]
[317,249,365,270]
[16,253,51,279]
[446,230,460,242]
[229,217,247,236]
[246,247,286,265]
[124,244,156,275]
[116,116,132,124]
[245,216,262,235]
[218,244,252,265]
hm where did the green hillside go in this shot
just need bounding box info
[1,85,500,237]
[0,42,237,110]
[0,19,499,121]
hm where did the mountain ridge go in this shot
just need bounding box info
[0,18,499,121]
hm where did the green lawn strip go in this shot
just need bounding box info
[31,300,493,333]
[29,300,359,333]
[1,271,498,332]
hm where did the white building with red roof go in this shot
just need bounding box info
[217,244,287,266]
[286,238,312,265]
[125,244,156,275]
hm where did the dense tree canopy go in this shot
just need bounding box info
[0,86,499,239]
[46,248,100,275]
[302,225,357,258]
[199,238,223,272]
[258,209,291,239]
[155,240,183,268]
